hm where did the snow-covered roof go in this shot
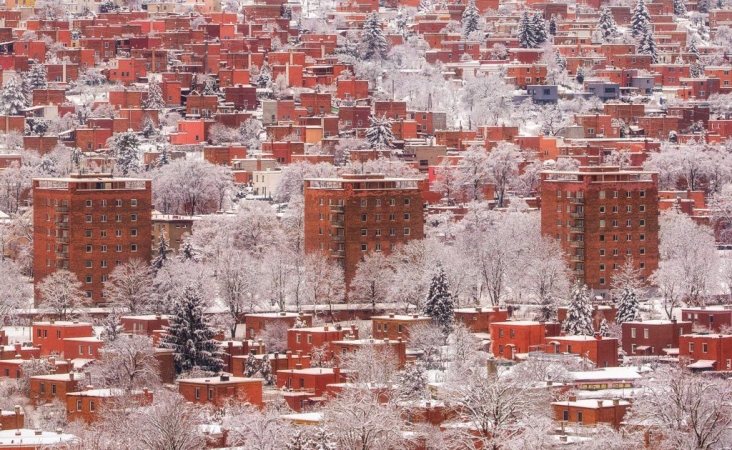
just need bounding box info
[552,398,630,409]
[570,367,642,381]
[0,429,78,446]
[281,412,324,423]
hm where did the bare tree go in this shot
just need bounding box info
[104,258,156,315]
[340,341,400,389]
[224,403,294,450]
[37,269,90,320]
[138,392,208,450]
[0,259,30,328]
[216,250,258,338]
[627,366,732,450]
[486,142,521,208]
[350,252,393,311]
[92,334,160,391]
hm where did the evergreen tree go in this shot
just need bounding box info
[202,76,218,96]
[597,7,619,42]
[615,286,640,324]
[365,115,394,150]
[361,11,388,61]
[25,62,48,91]
[517,11,536,49]
[243,353,258,377]
[160,283,224,374]
[549,15,557,36]
[675,53,684,65]
[141,115,157,139]
[286,430,310,450]
[143,80,165,110]
[639,23,659,63]
[423,264,454,333]
[689,35,700,58]
[0,75,27,116]
[152,229,173,273]
[562,282,594,336]
[461,0,480,39]
[178,239,200,262]
[310,428,336,450]
[673,0,687,15]
[108,131,140,176]
[690,61,704,78]
[260,353,275,386]
[532,12,548,46]
[156,147,171,167]
[256,67,271,88]
[555,51,567,70]
[598,318,610,337]
[537,294,557,322]
[698,0,711,13]
[398,362,428,401]
[631,0,651,39]
[576,66,586,84]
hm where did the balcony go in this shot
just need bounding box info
[55,251,69,260]
[569,197,585,204]
[572,269,585,276]
[570,255,585,262]
[55,206,69,213]
[569,212,584,219]
[330,205,344,213]
[330,250,346,258]
[331,235,345,242]
[570,226,585,233]
[55,236,69,244]
[56,222,69,229]
[569,241,584,248]
[330,219,345,227]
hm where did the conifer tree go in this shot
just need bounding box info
[639,23,659,63]
[160,283,224,374]
[141,115,157,139]
[698,0,711,12]
[555,51,567,70]
[243,353,259,377]
[673,0,687,15]
[143,80,165,110]
[597,7,619,42]
[366,115,394,150]
[361,11,388,61]
[562,282,594,336]
[0,75,27,116]
[689,35,700,58]
[690,61,704,78]
[549,15,557,36]
[517,11,536,49]
[631,0,651,39]
[178,239,200,262]
[532,12,548,46]
[156,147,171,167]
[423,264,454,333]
[25,62,48,91]
[108,131,140,176]
[615,287,640,324]
[152,229,173,273]
[461,0,480,39]
[398,362,428,401]
[598,318,610,337]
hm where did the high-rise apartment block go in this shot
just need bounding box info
[540,167,659,295]
[33,174,152,305]
[303,174,424,283]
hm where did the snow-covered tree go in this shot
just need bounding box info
[216,250,258,338]
[486,142,521,207]
[597,7,619,41]
[159,282,224,374]
[549,15,557,36]
[151,229,173,273]
[139,392,207,450]
[143,80,165,110]
[0,76,27,116]
[107,131,140,176]
[324,389,405,449]
[397,362,428,402]
[532,12,548,47]
[361,12,388,61]
[461,0,480,39]
[0,260,29,329]
[598,318,610,337]
[698,0,711,12]
[638,23,659,63]
[93,334,160,390]
[38,269,90,321]
[25,62,48,91]
[350,252,393,311]
[104,258,156,315]
[615,287,640,324]
[631,0,651,39]
[562,282,594,336]
[517,12,536,49]
[423,264,454,333]
[224,403,294,450]
[365,115,394,150]
[673,0,687,15]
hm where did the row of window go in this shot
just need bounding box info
[85,253,136,268]
[85,214,138,223]
[194,387,215,401]
[318,198,411,207]
[557,190,646,199]
[599,262,646,271]
[599,233,647,242]
[376,322,404,333]
[84,274,108,284]
[556,205,647,214]
[85,199,138,207]
[85,228,139,238]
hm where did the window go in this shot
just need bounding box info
[86,291,92,298]
[599,277,605,285]
[116,245,122,252]
[77,400,82,411]
[599,249,605,256]
[404,198,410,205]
[599,220,606,228]
[600,234,605,242]
[390,228,396,236]
[626,205,632,213]
[404,228,410,236]
[375,214,381,221]
[631,344,637,354]
[627,219,632,227]
[404,213,410,220]
[639,205,645,212]
[375,243,382,251]
[626,191,632,198]
[131,214,137,222]
[612,206,619,213]
[307,335,312,344]
[195,388,200,399]
[86,215,92,223]
[86,245,92,253]
[116,230,122,237]
[600,263,605,271]
[389,214,396,221]
[361,229,367,236]
[100,215,107,222]
[613,249,619,256]
[599,191,605,199]
[131,244,137,252]
[116,214,122,222]
[599,206,605,213]
[613,191,618,198]
[631,328,636,338]
[375,229,381,236]
[398,324,403,333]
[577,411,583,424]
[208,389,214,401]
[86,260,92,268]
[86,200,92,207]
[689,342,694,352]
[375,199,381,206]
[361,244,367,251]
[361,199,367,207]
[639,191,645,198]
[40,383,45,394]
[116,199,122,207]
[390,198,396,206]
[612,220,618,227]
[85,275,92,283]
[131,199,138,206]
[498,328,504,338]
[613,235,619,242]
[626,234,632,241]
[100,230,107,238]
[101,260,107,268]
[703,343,708,353]
[361,214,367,222]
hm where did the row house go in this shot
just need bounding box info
[454,307,509,334]
[372,314,431,340]
[622,319,692,356]
[552,397,630,429]
[32,321,94,356]
[287,325,358,357]
[489,321,562,359]
[178,375,264,408]
[679,334,732,372]
[681,307,732,333]
[67,388,153,423]
[29,372,80,406]
[244,313,313,339]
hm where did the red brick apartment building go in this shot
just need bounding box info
[32,321,94,356]
[454,307,508,333]
[371,314,431,340]
[552,397,629,429]
[33,174,152,304]
[489,321,562,359]
[544,335,619,367]
[303,174,425,283]
[177,375,264,408]
[67,388,153,422]
[539,167,659,295]
[681,307,732,332]
[679,334,732,371]
[622,319,692,356]
[29,372,80,406]
[287,325,358,356]
[244,312,313,339]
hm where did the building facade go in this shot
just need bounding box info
[539,167,659,295]
[33,174,152,304]
[303,174,424,283]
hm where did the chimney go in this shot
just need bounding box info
[412,314,418,319]
[34,430,42,436]
[594,333,602,340]
[56,428,63,435]
[333,367,340,379]
[220,374,230,382]
[323,326,328,332]
[613,398,620,406]
[295,363,302,369]
[85,385,93,391]
[389,314,395,318]
[560,435,568,442]
[597,400,604,408]
[69,372,74,381]
[569,395,577,402]
[49,356,56,365]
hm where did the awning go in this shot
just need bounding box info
[663,348,679,355]
[636,346,650,351]
[688,359,716,369]
[547,341,560,345]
